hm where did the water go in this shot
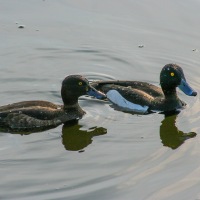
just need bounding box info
[1,0,200,199]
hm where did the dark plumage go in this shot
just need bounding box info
[90,64,197,113]
[0,75,106,131]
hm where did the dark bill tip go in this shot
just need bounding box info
[178,79,197,96]
[191,91,197,96]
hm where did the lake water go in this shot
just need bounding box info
[1,0,200,199]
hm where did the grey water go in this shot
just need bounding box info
[1,0,200,199]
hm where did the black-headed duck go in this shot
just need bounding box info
[90,64,197,113]
[0,75,106,131]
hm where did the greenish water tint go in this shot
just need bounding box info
[160,113,196,149]
[62,121,107,152]
[1,0,200,200]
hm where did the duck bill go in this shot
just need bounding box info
[178,79,197,96]
[87,86,106,99]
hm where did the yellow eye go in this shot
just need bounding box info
[78,82,83,86]
[170,72,175,77]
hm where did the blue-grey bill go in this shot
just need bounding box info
[87,87,106,99]
[178,79,197,96]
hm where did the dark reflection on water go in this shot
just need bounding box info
[0,119,107,152]
[105,103,197,150]
[160,112,196,149]
[62,120,107,152]
[0,124,60,135]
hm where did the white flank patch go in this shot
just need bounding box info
[106,90,148,114]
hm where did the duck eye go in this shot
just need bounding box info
[78,82,83,86]
[170,72,175,77]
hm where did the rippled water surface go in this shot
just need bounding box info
[1,0,200,199]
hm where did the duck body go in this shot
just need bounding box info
[0,100,77,131]
[0,75,105,132]
[90,64,197,113]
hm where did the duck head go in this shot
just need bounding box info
[160,64,197,96]
[61,75,106,105]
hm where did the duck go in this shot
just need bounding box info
[0,75,106,131]
[90,64,197,114]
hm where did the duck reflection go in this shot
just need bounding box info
[0,125,59,135]
[160,112,196,149]
[62,120,107,152]
[0,119,107,152]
